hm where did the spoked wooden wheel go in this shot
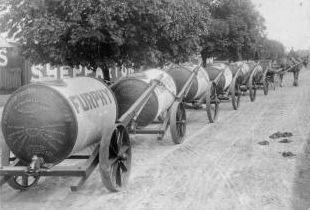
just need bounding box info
[206,83,219,123]
[100,124,131,192]
[231,74,242,110]
[1,141,39,190]
[170,101,187,144]
[7,169,40,190]
[248,71,257,102]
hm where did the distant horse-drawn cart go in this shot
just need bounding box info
[277,56,309,87]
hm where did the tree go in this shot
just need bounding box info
[258,39,285,60]
[0,0,212,79]
[201,0,266,62]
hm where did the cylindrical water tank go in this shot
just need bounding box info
[247,61,264,81]
[228,62,241,77]
[111,69,177,127]
[166,63,210,102]
[229,62,252,84]
[1,77,117,164]
[240,63,252,83]
[205,63,232,92]
[254,64,264,81]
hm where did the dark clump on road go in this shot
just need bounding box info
[269,131,293,139]
[258,140,269,145]
[281,151,296,158]
[279,138,292,143]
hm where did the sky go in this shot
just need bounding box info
[251,0,310,50]
[1,1,310,51]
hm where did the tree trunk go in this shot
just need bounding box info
[100,64,110,82]
[200,49,208,68]
[236,47,242,61]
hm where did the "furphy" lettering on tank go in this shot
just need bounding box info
[69,89,112,113]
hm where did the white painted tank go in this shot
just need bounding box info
[205,63,233,91]
[183,63,210,99]
[229,61,252,84]
[240,63,252,83]
[247,61,264,81]
[1,77,117,164]
[166,63,210,102]
[112,69,177,127]
[254,64,264,80]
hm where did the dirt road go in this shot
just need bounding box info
[1,69,310,210]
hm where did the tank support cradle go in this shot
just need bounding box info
[0,144,100,191]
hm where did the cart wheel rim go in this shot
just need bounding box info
[206,83,219,123]
[214,99,219,120]
[263,79,269,95]
[249,82,256,102]
[248,69,257,102]
[7,162,40,190]
[232,78,241,110]
[235,85,241,107]
[100,125,131,192]
[5,160,40,190]
[170,102,186,144]
[210,97,218,120]
[7,173,40,190]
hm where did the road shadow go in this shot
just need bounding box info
[292,132,310,210]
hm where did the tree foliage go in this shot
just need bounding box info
[258,38,285,60]
[0,0,290,77]
[201,0,266,61]
[0,0,212,79]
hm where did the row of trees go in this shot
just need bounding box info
[0,0,286,80]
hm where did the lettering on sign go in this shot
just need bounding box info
[69,88,113,114]
[0,48,8,67]
[31,64,135,82]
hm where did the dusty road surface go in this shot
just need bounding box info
[1,68,310,210]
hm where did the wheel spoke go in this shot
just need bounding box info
[176,106,185,135]
[118,161,128,172]
[110,133,119,156]
[178,125,182,136]
[110,144,118,157]
[116,162,122,186]
[237,86,241,96]
[22,175,28,186]
[213,105,217,119]
[116,130,123,152]
[181,124,186,136]
[177,106,183,120]
[118,145,130,157]
[110,161,118,187]
[108,157,119,166]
